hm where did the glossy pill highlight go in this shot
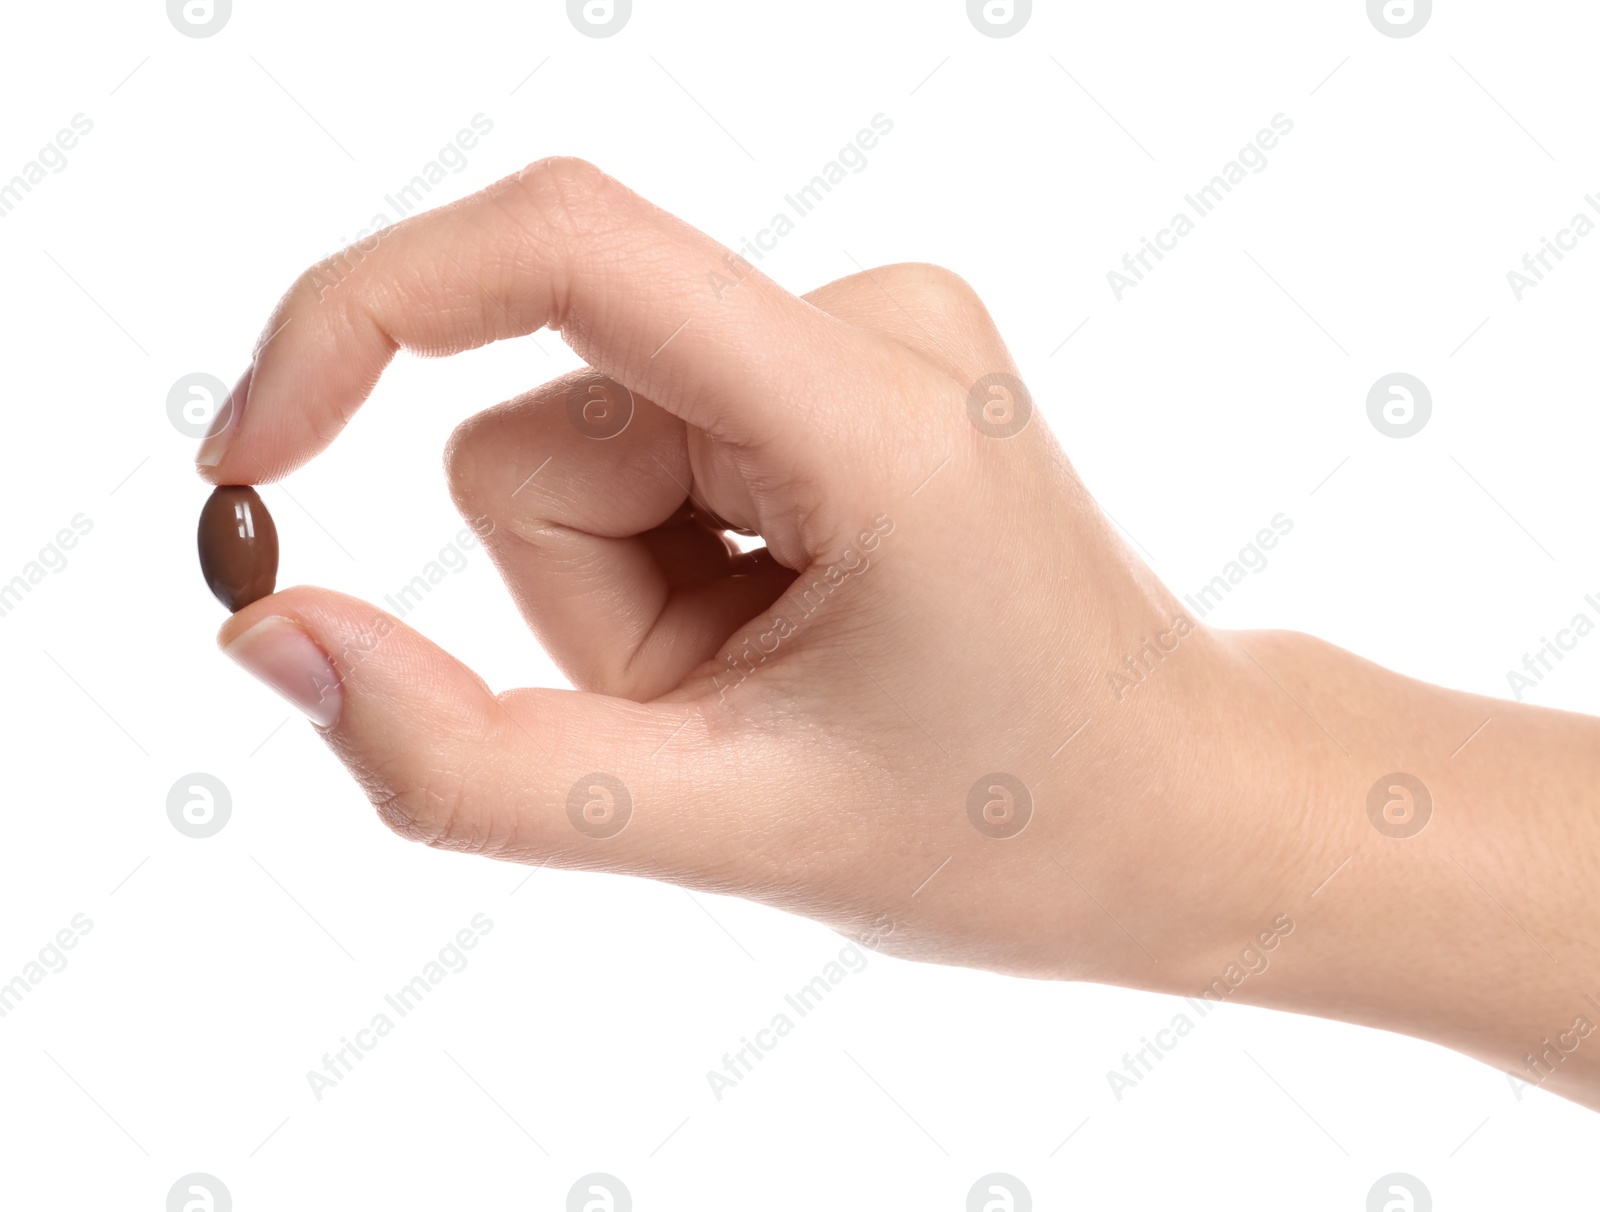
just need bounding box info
[198,485,278,611]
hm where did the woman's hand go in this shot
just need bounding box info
[204,158,1600,1110]
[203,157,1266,987]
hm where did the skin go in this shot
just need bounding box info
[202,157,1600,1112]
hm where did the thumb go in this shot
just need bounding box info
[216,586,779,883]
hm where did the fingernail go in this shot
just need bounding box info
[197,363,253,468]
[224,615,342,727]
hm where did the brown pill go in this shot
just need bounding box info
[687,502,758,537]
[198,485,278,611]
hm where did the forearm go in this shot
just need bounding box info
[1184,628,1600,1109]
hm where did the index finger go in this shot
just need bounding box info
[197,156,868,483]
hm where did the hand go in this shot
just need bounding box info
[203,157,1266,988]
[204,159,1600,1112]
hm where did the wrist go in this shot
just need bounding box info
[1049,621,1341,995]
[1156,628,1600,1109]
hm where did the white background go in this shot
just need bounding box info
[1,0,1597,1207]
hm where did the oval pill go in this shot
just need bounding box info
[198,485,278,611]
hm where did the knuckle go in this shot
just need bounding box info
[442,395,561,536]
[880,262,986,315]
[443,409,494,511]
[287,241,376,317]
[281,264,333,325]
[370,770,479,852]
[508,155,616,240]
